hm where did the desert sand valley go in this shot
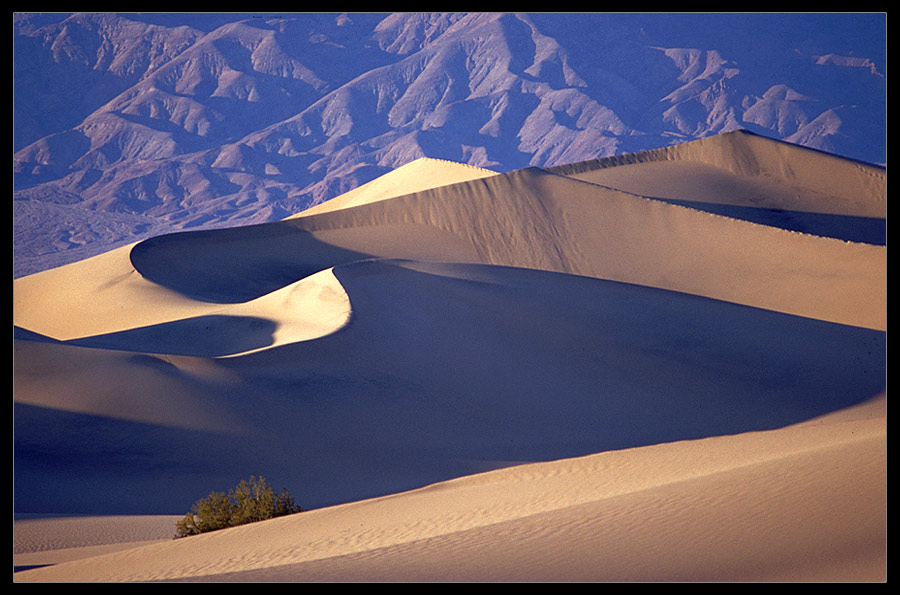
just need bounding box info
[13,130,886,581]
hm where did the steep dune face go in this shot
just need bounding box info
[13,131,886,581]
[548,130,886,217]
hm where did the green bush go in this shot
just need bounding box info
[175,475,303,538]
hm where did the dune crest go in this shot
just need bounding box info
[290,157,498,218]
[219,266,352,356]
[547,129,886,217]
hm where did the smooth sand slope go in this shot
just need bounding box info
[13,395,886,582]
[13,131,886,581]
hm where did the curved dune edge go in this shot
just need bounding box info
[12,243,352,356]
[211,266,352,357]
[13,398,886,582]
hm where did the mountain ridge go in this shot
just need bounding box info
[13,12,886,278]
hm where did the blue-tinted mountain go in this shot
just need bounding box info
[13,12,885,277]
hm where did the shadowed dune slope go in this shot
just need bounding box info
[14,258,885,513]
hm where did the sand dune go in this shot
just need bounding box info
[13,131,886,581]
[547,131,887,246]
[291,157,499,218]
[548,130,886,217]
[14,395,886,582]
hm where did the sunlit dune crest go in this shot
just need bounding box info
[290,157,499,218]
[13,131,886,582]
[547,129,886,217]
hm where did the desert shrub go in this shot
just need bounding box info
[175,475,303,538]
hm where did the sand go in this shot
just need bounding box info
[13,396,886,582]
[13,131,886,582]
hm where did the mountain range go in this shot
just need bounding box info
[13,12,886,278]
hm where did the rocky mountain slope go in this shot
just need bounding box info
[13,12,886,277]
